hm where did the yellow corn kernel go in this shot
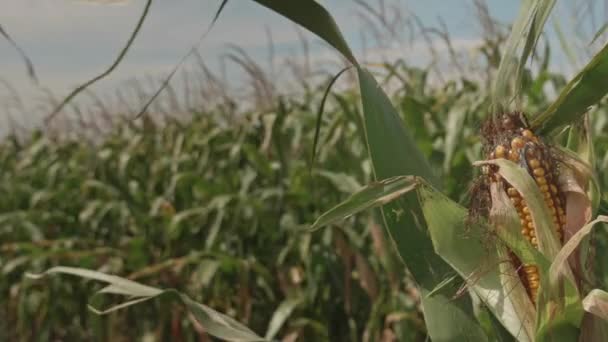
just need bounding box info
[528,159,540,168]
[495,145,506,158]
[480,117,567,305]
[511,137,525,149]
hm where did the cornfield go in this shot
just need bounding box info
[3,0,608,341]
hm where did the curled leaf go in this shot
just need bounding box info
[26,266,267,342]
[548,216,608,289]
[583,289,608,320]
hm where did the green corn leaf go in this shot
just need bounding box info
[251,0,357,64]
[477,159,583,341]
[357,69,438,186]
[493,0,556,109]
[311,67,353,169]
[264,297,302,340]
[517,1,556,85]
[307,176,418,232]
[307,171,541,340]
[249,1,484,339]
[419,185,535,341]
[358,68,486,341]
[27,266,163,296]
[308,175,488,340]
[533,42,608,134]
[26,266,267,342]
[315,170,362,194]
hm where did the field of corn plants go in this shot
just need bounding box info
[4,0,608,341]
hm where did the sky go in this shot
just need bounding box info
[0,1,518,93]
[0,0,605,132]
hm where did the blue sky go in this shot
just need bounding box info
[0,0,605,127]
[0,1,518,93]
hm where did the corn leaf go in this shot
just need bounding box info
[476,159,562,259]
[46,0,153,122]
[251,0,357,64]
[358,69,439,186]
[583,289,608,320]
[308,172,537,340]
[358,69,486,341]
[493,0,556,109]
[579,288,608,341]
[264,297,302,340]
[0,24,38,83]
[312,67,353,168]
[308,176,418,232]
[134,0,229,118]
[309,174,489,340]
[250,1,484,340]
[487,182,549,269]
[565,116,601,215]
[548,216,608,289]
[26,266,267,342]
[419,185,535,341]
[478,159,583,341]
[533,42,608,134]
[484,181,580,342]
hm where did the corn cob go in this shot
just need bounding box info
[476,112,566,303]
